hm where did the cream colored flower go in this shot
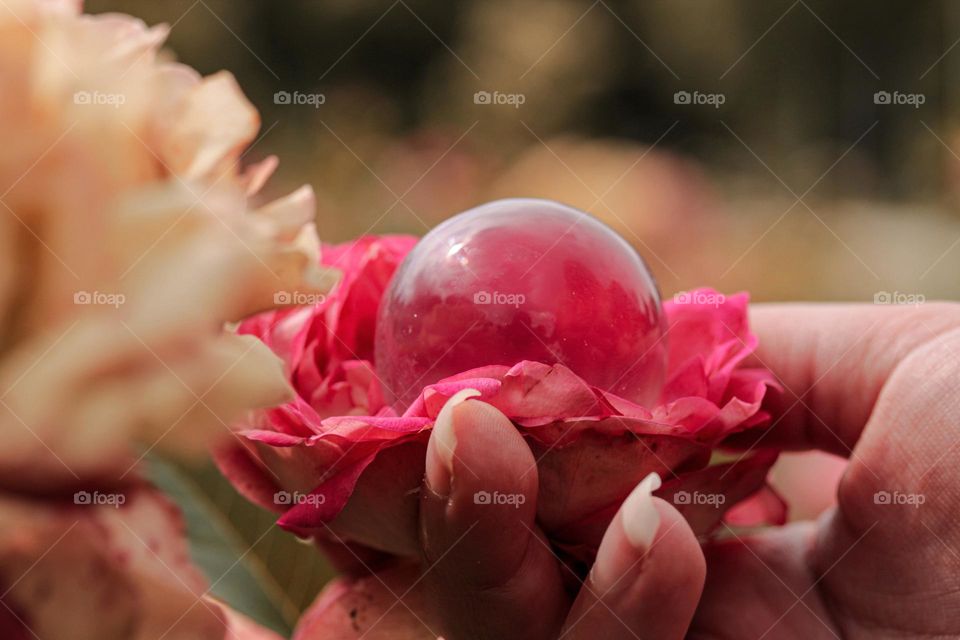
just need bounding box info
[0,0,337,490]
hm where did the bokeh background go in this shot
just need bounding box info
[89,0,960,304]
[84,0,960,623]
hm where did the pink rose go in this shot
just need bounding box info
[217,236,784,560]
[234,235,417,420]
[291,564,436,640]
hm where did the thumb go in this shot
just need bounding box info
[563,473,706,640]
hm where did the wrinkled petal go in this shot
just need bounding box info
[0,488,227,640]
[161,71,259,180]
[658,449,783,534]
[724,483,788,527]
[293,563,437,640]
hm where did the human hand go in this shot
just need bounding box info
[295,302,960,640]
[298,390,705,640]
[689,302,960,639]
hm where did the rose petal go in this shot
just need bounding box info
[724,484,788,527]
[658,449,784,534]
[293,563,437,640]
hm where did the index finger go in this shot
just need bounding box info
[734,301,960,455]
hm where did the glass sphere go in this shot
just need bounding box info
[375,199,667,409]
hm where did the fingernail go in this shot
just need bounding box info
[424,388,481,495]
[621,472,662,551]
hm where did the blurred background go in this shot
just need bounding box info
[84,0,960,623]
[88,0,960,304]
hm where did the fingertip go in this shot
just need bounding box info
[565,491,704,640]
[648,498,707,586]
[621,472,662,550]
[420,395,539,569]
[425,388,481,495]
[437,396,539,498]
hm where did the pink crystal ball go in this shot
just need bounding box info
[375,199,667,409]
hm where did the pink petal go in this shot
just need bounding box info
[724,483,788,527]
[658,449,783,535]
[278,455,375,529]
[213,441,282,512]
[293,563,437,640]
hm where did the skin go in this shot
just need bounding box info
[688,302,960,640]
[312,302,960,640]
